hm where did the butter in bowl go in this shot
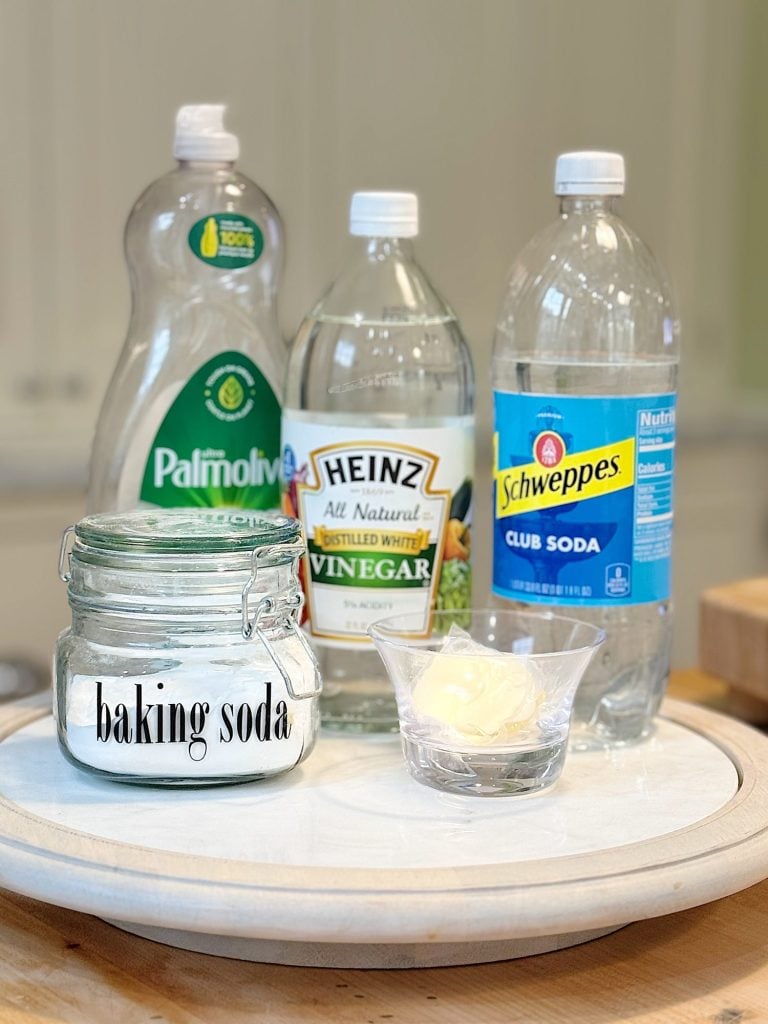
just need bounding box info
[369,610,604,797]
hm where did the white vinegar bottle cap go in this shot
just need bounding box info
[173,105,240,162]
[349,192,419,237]
[555,151,625,196]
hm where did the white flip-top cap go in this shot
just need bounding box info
[173,104,239,162]
[555,151,625,196]
[349,191,419,237]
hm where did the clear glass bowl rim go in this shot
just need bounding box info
[367,607,606,660]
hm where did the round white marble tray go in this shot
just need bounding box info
[0,695,766,968]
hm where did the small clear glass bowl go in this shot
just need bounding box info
[369,609,605,797]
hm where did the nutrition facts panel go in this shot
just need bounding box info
[634,401,675,565]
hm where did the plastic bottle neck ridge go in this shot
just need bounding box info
[176,159,236,172]
[360,236,416,262]
[559,196,619,216]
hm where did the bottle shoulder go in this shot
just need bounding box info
[285,308,473,416]
[285,244,474,415]
[130,166,282,225]
[494,211,679,362]
[306,250,458,324]
[123,165,284,295]
[502,212,675,307]
[288,303,472,371]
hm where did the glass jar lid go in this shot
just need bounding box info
[72,508,300,555]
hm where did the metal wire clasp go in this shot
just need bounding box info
[241,541,321,701]
[58,525,76,583]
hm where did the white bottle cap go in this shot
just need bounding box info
[173,105,240,162]
[554,151,625,196]
[349,191,419,237]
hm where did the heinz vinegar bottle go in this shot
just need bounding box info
[283,192,475,732]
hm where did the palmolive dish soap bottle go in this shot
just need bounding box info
[283,192,475,732]
[88,105,284,513]
[492,152,679,747]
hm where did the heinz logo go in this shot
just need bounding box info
[318,452,425,490]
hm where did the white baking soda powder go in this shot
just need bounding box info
[64,647,317,779]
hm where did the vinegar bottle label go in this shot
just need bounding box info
[281,416,474,648]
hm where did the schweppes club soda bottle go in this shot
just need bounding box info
[492,152,679,748]
[283,192,474,731]
[88,105,284,512]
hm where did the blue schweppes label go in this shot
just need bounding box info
[492,392,676,606]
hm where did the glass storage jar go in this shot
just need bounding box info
[54,508,321,786]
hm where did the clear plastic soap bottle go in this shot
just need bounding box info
[283,192,475,732]
[88,104,285,513]
[492,152,679,748]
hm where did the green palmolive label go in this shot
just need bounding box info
[188,213,264,268]
[281,415,474,647]
[140,351,280,509]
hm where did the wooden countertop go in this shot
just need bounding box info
[0,671,765,1024]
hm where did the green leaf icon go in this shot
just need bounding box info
[218,374,244,411]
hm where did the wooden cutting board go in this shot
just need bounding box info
[700,577,768,722]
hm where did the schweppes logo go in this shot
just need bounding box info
[494,429,635,518]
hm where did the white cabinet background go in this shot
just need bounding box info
[0,0,763,669]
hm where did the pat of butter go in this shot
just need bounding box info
[412,652,540,745]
